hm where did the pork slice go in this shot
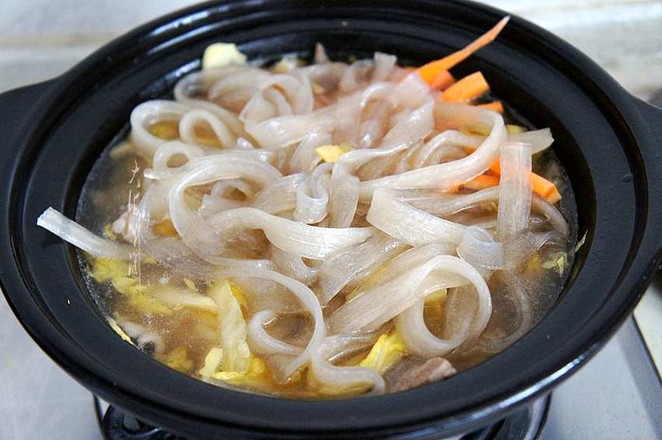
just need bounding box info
[391,357,457,392]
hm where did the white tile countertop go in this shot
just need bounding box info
[1,1,661,439]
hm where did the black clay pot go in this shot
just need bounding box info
[1,1,661,439]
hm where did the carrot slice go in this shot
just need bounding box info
[530,173,562,204]
[463,174,500,191]
[464,148,562,204]
[458,164,560,203]
[442,72,490,103]
[417,16,510,84]
[488,159,561,203]
[476,101,504,113]
[430,71,455,90]
[489,159,501,175]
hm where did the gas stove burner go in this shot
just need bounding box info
[96,394,550,440]
[96,398,183,440]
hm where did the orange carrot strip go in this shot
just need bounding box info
[489,159,560,203]
[530,173,562,204]
[476,101,504,113]
[430,70,455,90]
[463,174,500,191]
[417,17,510,84]
[442,72,490,102]
[461,148,561,203]
[489,159,501,174]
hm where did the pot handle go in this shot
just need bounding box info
[633,98,662,263]
[0,79,58,175]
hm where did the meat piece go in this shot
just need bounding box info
[391,357,457,392]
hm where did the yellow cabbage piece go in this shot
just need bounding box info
[271,55,304,74]
[315,144,353,163]
[89,258,170,314]
[506,124,526,134]
[103,224,117,240]
[202,43,247,70]
[229,283,248,316]
[575,231,587,253]
[359,331,407,374]
[208,280,251,374]
[161,346,194,374]
[89,258,218,315]
[151,286,218,313]
[211,356,268,385]
[541,252,568,276]
[106,317,134,345]
[89,257,131,283]
[199,347,224,378]
[182,278,197,291]
[305,369,372,398]
[202,350,298,394]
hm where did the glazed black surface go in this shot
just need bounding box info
[1,1,661,439]
[97,394,550,440]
